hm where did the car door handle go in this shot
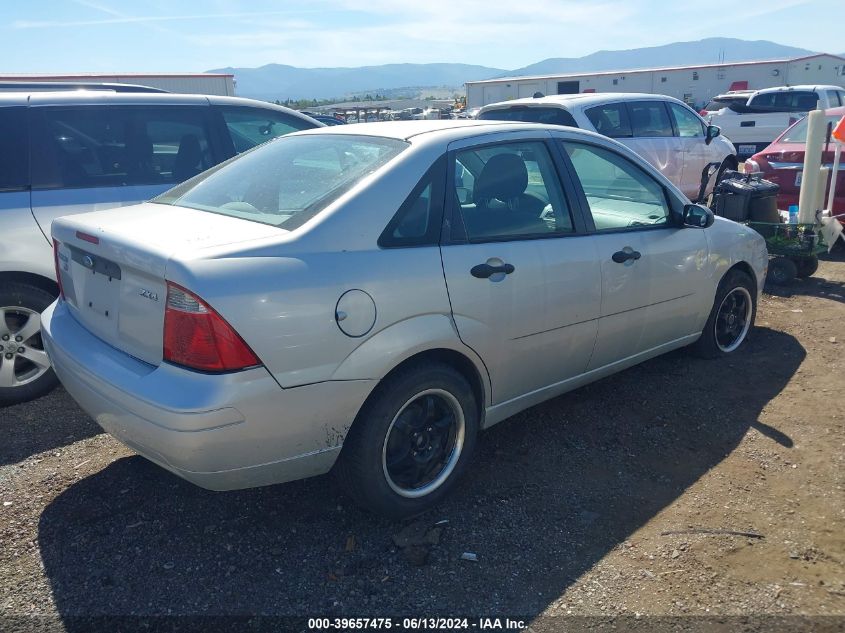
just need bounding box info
[612,249,641,264]
[470,262,515,278]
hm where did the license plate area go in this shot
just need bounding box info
[68,246,122,320]
[795,172,803,187]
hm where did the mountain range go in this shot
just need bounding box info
[208,38,833,102]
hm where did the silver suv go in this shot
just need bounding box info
[0,90,319,405]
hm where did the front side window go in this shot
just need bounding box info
[31,106,214,189]
[585,103,632,138]
[155,134,407,230]
[451,141,573,241]
[668,103,705,138]
[0,107,29,191]
[562,141,670,231]
[627,101,673,138]
[217,106,316,154]
[478,106,578,128]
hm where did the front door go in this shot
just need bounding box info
[667,102,711,199]
[558,139,710,370]
[439,135,601,405]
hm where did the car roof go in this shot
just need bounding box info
[479,92,685,111]
[290,119,617,147]
[753,85,844,95]
[0,91,318,124]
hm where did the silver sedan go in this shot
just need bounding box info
[42,121,768,517]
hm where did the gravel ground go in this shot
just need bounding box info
[1,253,844,631]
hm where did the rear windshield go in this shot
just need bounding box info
[478,106,578,127]
[154,134,408,229]
[780,114,843,144]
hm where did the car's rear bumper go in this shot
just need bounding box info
[42,300,376,490]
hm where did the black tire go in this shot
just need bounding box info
[766,257,797,285]
[335,362,479,518]
[0,282,59,406]
[794,255,819,278]
[700,158,735,207]
[692,269,757,359]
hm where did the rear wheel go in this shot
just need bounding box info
[692,269,756,359]
[0,283,59,406]
[335,363,479,518]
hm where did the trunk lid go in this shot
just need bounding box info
[52,202,285,365]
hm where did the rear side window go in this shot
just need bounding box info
[750,91,819,111]
[217,106,316,154]
[826,90,842,107]
[31,106,214,190]
[478,106,577,127]
[585,103,632,138]
[627,101,673,138]
[379,156,446,248]
[0,107,29,191]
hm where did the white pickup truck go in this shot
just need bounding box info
[707,85,845,158]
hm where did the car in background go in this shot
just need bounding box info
[745,106,845,214]
[478,93,737,201]
[312,114,347,125]
[43,120,766,517]
[707,85,845,158]
[0,90,320,405]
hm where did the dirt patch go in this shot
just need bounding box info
[1,254,844,627]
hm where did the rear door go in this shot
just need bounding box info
[29,104,218,243]
[556,137,710,370]
[439,133,600,405]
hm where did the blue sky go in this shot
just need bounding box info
[1,0,839,72]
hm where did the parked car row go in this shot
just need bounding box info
[39,118,768,517]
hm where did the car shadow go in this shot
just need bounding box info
[0,386,102,466]
[37,327,803,622]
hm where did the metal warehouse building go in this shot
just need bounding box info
[466,54,845,110]
[0,73,236,96]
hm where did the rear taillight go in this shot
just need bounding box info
[163,282,260,372]
[744,159,761,174]
[53,239,65,299]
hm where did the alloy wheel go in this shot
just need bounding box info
[381,389,465,498]
[714,287,752,353]
[0,307,51,389]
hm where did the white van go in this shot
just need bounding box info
[478,93,737,200]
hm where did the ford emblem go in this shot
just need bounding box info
[82,255,94,268]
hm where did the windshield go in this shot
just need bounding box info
[780,114,843,144]
[478,106,577,127]
[154,134,408,229]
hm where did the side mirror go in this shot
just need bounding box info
[683,203,714,228]
[705,124,721,145]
